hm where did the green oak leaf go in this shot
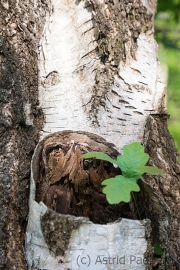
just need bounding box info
[101,175,140,204]
[134,166,163,175]
[122,170,142,180]
[122,166,163,180]
[117,142,149,173]
[81,152,118,165]
[81,143,163,207]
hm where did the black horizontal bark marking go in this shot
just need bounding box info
[112,105,121,109]
[133,111,144,115]
[138,81,148,85]
[82,26,95,36]
[119,100,129,104]
[125,106,137,109]
[117,118,126,121]
[111,89,120,96]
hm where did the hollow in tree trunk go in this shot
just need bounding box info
[0,0,180,269]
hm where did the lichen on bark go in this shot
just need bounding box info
[41,209,87,257]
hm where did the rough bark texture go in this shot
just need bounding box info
[1,0,180,269]
[143,115,180,269]
[0,0,47,269]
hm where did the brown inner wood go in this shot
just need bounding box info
[35,132,133,224]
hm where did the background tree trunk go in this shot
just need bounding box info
[1,0,180,269]
[0,1,46,269]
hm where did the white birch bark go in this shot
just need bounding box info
[38,0,165,150]
[25,0,165,269]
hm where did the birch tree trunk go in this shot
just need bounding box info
[1,0,180,269]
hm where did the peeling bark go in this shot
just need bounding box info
[1,0,180,269]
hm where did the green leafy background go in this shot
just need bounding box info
[155,0,180,153]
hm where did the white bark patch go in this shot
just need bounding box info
[39,0,99,135]
[66,220,148,270]
[2,103,13,127]
[1,0,9,9]
[38,0,165,151]
[23,103,34,126]
[141,0,157,15]
[108,33,166,148]
[26,202,149,270]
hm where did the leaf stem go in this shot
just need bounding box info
[132,192,142,220]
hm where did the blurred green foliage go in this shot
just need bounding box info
[155,0,180,152]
